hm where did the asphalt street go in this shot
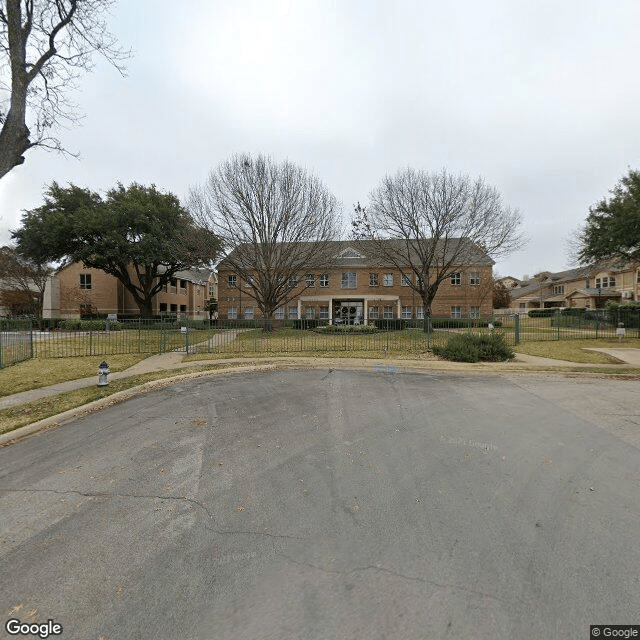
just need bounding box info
[1,368,639,639]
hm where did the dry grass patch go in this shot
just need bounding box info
[0,353,151,397]
[514,338,640,364]
[0,363,247,435]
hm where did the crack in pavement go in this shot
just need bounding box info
[0,486,307,541]
[280,554,530,607]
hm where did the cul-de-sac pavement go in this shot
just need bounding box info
[1,367,640,639]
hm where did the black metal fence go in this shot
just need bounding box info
[1,309,639,367]
[0,319,33,368]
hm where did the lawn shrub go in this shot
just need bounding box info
[432,332,514,362]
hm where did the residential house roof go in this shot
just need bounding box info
[217,238,495,270]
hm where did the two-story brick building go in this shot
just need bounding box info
[43,262,217,319]
[217,240,494,323]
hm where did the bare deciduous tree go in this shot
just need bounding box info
[0,0,130,179]
[352,168,525,330]
[189,153,342,330]
[0,244,51,315]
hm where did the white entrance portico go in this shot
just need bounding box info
[298,294,401,324]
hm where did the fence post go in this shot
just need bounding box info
[29,319,34,360]
[514,313,520,345]
[185,327,189,355]
[556,309,560,341]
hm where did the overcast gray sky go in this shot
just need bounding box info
[1,0,639,279]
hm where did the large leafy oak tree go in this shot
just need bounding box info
[13,182,221,315]
[578,169,640,264]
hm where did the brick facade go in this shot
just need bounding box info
[217,242,494,322]
[44,262,215,319]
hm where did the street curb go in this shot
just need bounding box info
[2,358,639,447]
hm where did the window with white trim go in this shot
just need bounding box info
[369,273,379,287]
[383,305,394,319]
[401,306,412,319]
[319,306,329,319]
[79,273,92,290]
[305,274,315,287]
[319,274,330,287]
[227,307,238,319]
[245,275,253,288]
[595,276,616,288]
[469,306,480,319]
[288,307,298,319]
[416,306,424,319]
[368,306,379,319]
[305,307,315,319]
[383,273,393,286]
[553,285,564,295]
[227,274,237,288]
[274,307,285,319]
[341,272,357,288]
[450,273,461,286]
[451,306,462,318]
[401,274,412,286]
[469,272,480,285]
[288,275,299,288]
[243,308,254,319]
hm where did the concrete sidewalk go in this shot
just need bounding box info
[2,347,640,414]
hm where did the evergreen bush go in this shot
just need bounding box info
[432,333,514,362]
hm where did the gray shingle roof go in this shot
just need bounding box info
[217,238,494,270]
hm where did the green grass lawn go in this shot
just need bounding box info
[514,338,640,363]
[0,353,152,397]
[186,327,440,360]
[29,328,216,358]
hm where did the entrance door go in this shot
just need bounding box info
[333,300,364,325]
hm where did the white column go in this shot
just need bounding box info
[297,298,302,319]
[363,299,368,323]
[328,298,333,324]
[397,298,402,319]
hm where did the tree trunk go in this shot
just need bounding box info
[422,299,433,333]
[262,309,274,333]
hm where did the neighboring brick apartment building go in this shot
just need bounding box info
[508,261,640,311]
[217,240,494,323]
[43,262,217,319]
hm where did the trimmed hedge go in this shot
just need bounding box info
[372,319,408,330]
[58,319,124,331]
[292,319,324,329]
[432,333,514,362]
[528,309,557,318]
[374,318,502,330]
[312,325,379,334]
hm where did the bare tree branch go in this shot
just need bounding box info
[0,0,130,179]
[352,167,526,330]
[189,153,342,330]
